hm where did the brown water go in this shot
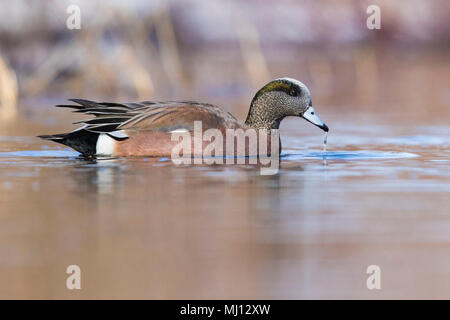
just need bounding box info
[0,48,449,299]
[0,106,449,299]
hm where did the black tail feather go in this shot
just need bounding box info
[37,134,66,141]
[39,98,140,155]
[38,130,99,156]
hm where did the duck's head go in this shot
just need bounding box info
[245,77,329,132]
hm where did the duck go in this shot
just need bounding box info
[38,77,329,157]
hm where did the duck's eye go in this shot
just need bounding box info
[289,89,298,97]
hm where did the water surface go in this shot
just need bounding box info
[0,111,449,299]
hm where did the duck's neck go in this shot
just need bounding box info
[245,97,284,130]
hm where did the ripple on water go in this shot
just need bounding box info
[284,134,448,150]
[0,150,79,158]
[0,149,81,168]
[282,150,419,161]
[0,149,419,162]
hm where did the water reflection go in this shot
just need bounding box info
[0,117,449,298]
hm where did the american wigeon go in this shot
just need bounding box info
[38,78,328,157]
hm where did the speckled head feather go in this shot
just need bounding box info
[251,78,310,103]
[245,78,313,130]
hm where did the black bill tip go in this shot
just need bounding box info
[320,123,329,132]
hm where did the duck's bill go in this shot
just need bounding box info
[302,106,329,132]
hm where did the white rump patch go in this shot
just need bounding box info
[96,134,115,156]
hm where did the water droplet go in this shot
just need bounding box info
[323,132,328,166]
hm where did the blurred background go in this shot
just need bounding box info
[0,0,449,299]
[0,0,449,125]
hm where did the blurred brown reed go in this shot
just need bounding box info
[0,55,18,121]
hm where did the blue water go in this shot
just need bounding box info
[0,149,419,162]
[281,150,418,161]
[0,150,79,158]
